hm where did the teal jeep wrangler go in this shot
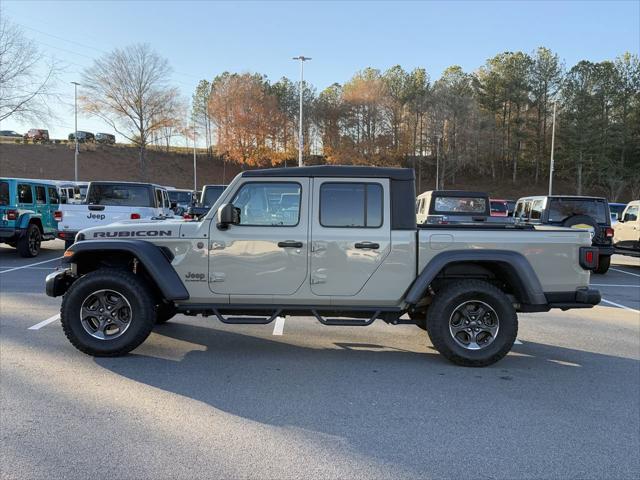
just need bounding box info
[0,178,60,257]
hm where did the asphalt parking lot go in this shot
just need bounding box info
[1,240,639,479]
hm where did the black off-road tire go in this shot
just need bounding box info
[594,255,611,274]
[425,280,518,367]
[155,302,177,324]
[17,224,41,257]
[60,268,156,356]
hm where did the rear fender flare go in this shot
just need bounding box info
[405,249,547,306]
[64,239,189,301]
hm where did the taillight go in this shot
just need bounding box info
[605,227,614,238]
[130,213,141,220]
[579,247,599,270]
[54,210,63,221]
[6,209,17,220]
[183,213,192,220]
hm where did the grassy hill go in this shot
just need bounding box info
[0,142,619,200]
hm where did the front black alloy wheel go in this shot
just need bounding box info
[425,280,517,367]
[60,268,155,356]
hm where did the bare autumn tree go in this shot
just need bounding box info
[81,43,179,180]
[208,72,285,167]
[0,17,58,122]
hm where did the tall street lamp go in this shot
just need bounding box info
[548,101,557,195]
[292,56,311,167]
[71,81,80,181]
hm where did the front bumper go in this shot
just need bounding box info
[45,268,75,297]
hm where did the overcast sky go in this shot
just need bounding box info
[2,0,638,142]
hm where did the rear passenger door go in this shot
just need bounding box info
[34,185,52,232]
[310,178,391,296]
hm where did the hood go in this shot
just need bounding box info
[79,218,184,240]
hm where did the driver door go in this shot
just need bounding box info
[208,178,309,298]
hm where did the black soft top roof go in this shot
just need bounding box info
[241,165,414,181]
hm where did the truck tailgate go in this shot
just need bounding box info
[58,205,150,232]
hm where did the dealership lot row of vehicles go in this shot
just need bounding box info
[1,167,638,367]
[0,129,116,144]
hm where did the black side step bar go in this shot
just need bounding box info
[212,308,282,325]
[311,309,380,326]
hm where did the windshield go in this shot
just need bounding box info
[548,198,608,224]
[490,201,507,213]
[202,186,226,207]
[433,196,486,214]
[169,191,192,204]
[87,184,153,207]
[0,182,9,206]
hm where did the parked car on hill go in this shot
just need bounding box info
[56,181,175,248]
[613,200,639,257]
[95,133,116,145]
[46,166,601,367]
[0,130,23,139]
[23,129,49,143]
[0,178,60,257]
[514,195,613,273]
[68,131,95,143]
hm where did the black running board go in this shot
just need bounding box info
[212,308,282,325]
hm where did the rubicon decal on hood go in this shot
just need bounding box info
[92,230,174,238]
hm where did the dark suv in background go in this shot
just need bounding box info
[68,131,95,143]
[514,195,614,273]
[95,133,115,144]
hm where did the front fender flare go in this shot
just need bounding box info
[405,249,547,306]
[63,239,189,301]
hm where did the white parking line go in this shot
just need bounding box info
[0,256,62,274]
[272,316,285,335]
[28,314,60,330]
[610,268,640,278]
[591,284,640,288]
[601,299,640,314]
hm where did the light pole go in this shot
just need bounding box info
[292,56,311,167]
[192,118,197,191]
[548,101,557,195]
[71,81,80,181]
[435,134,441,190]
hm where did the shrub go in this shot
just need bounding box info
[14,139,22,144]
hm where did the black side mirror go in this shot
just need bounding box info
[217,203,240,229]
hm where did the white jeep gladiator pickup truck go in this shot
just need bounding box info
[56,181,174,248]
[46,166,600,367]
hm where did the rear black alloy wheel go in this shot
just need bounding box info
[448,300,499,350]
[17,224,41,257]
[61,268,155,356]
[426,280,517,367]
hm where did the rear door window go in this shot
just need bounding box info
[47,187,60,205]
[35,186,46,204]
[0,182,9,205]
[530,199,544,220]
[18,184,33,204]
[320,183,383,228]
